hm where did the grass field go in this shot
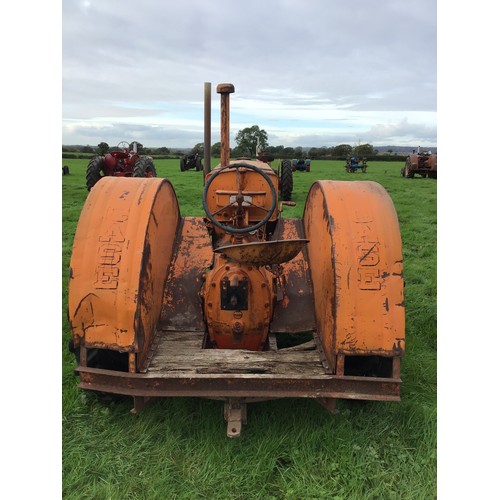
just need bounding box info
[62,158,436,499]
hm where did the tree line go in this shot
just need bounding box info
[62,143,182,157]
[62,126,409,161]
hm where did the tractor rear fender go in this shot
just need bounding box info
[408,154,419,170]
[427,154,437,171]
[303,180,405,372]
[68,177,180,367]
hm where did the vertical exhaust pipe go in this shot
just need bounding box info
[203,82,211,181]
[217,83,235,167]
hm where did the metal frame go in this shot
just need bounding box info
[76,366,402,401]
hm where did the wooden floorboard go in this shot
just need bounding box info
[147,331,326,377]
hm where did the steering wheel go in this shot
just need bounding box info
[117,141,130,150]
[203,162,277,234]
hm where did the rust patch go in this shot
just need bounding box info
[270,218,315,333]
[160,217,213,331]
[216,239,308,266]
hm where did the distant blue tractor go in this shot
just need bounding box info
[345,156,368,173]
[292,158,311,172]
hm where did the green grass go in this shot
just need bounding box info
[62,158,436,499]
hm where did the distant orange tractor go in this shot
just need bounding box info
[68,83,405,437]
[401,151,437,178]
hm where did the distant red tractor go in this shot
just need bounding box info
[86,141,157,190]
[401,152,437,179]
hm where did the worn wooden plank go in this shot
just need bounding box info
[147,330,325,376]
[280,339,316,351]
[268,333,278,352]
[151,351,322,375]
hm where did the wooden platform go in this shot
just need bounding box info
[146,330,326,377]
[77,330,400,402]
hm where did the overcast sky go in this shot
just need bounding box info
[62,0,437,149]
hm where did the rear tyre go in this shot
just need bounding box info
[195,158,202,171]
[404,160,414,178]
[133,157,157,178]
[180,158,186,171]
[280,160,293,201]
[86,156,105,190]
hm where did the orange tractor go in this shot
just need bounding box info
[68,83,405,437]
[401,151,437,178]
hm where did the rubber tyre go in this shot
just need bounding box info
[280,160,293,201]
[86,156,105,191]
[195,158,202,171]
[133,157,157,178]
[180,158,186,171]
[406,165,414,178]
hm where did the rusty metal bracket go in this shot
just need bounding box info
[224,398,247,438]
[131,396,153,414]
[316,398,338,415]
